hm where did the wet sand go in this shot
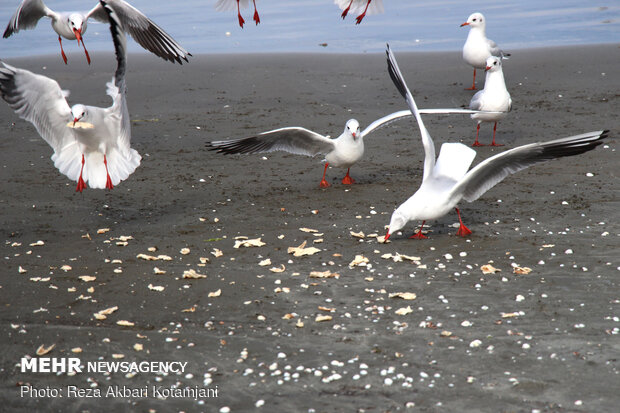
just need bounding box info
[1,45,619,412]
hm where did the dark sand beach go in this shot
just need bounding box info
[1,45,618,412]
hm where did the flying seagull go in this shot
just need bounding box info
[335,0,384,24]
[0,0,141,192]
[3,0,191,64]
[384,44,607,240]
[215,0,260,28]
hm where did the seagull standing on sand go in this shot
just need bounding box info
[384,45,607,240]
[0,0,141,192]
[335,0,384,24]
[461,12,508,90]
[215,0,260,28]
[3,0,191,64]
[469,55,511,146]
[207,115,408,188]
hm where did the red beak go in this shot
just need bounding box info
[73,28,82,46]
[385,230,391,241]
[485,66,491,71]
[73,117,79,126]
[352,132,357,138]
[460,22,469,27]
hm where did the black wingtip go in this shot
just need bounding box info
[386,45,408,100]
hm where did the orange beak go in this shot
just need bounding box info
[385,230,391,241]
[460,22,469,27]
[73,28,82,46]
[352,132,357,138]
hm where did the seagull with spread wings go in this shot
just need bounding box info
[0,0,141,192]
[207,112,423,188]
[3,0,191,64]
[384,44,607,240]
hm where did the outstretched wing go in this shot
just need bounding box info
[362,108,502,137]
[452,130,608,202]
[386,44,436,181]
[100,0,131,151]
[3,0,54,38]
[0,62,74,152]
[207,127,335,157]
[87,0,191,64]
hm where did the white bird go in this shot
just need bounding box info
[469,55,512,146]
[335,0,384,24]
[0,0,141,192]
[384,44,607,240]
[208,115,406,188]
[3,0,191,65]
[215,0,260,28]
[461,12,508,90]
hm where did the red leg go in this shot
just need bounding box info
[319,163,330,188]
[341,0,354,19]
[59,36,68,64]
[465,68,476,90]
[79,37,91,65]
[490,122,503,146]
[76,154,86,192]
[341,168,355,185]
[409,221,428,239]
[355,0,372,24]
[252,0,260,24]
[237,0,245,28]
[455,208,472,237]
[472,123,484,147]
[104,155,114,190]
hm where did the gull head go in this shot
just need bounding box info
[68,14,85,43]
[461,12,485,29]
[485,56,502,72]
[385,209,407,241]
[345,119,361,140]
[71,104,87,126]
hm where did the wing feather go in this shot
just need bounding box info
[207,127,335,157]
[3,0,53,38]
[453,130,608,202]
[88,0,191,64]
[386,45,436,180]
[0,62,74,152]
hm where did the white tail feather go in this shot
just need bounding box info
[51,141,82,182]
[51,144,141,189]
[433,143,476,182]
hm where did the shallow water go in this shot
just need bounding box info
[0,0,618,58]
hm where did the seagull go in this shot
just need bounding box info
[335,0,384,24]
[215,0,260,28]
[461,12,509,90]
[384,44,607,240]
[469,55,511,146]
[207,114,409,188]
[3,0,191,65]
[0,0,141,192]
